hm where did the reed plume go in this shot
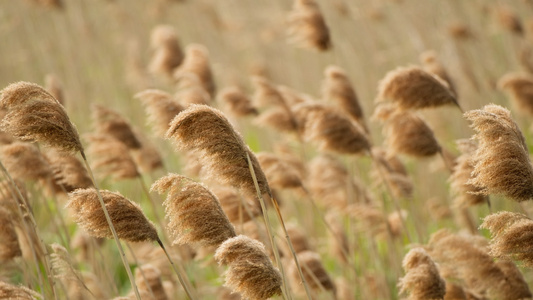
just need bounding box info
[495,6,523,35]
[449,139,488,207]
[286,0,331,51]
[149,25,184,78]
[85,134,140,180]
[45,74,65,105]
[288,250,336,295]
[0,142,51,181]
[0,207,21,262]
[66,188,158,243]
[420,51,457,97]
[322,65,366,127]
[384,110,441,157]
[280,223,311,255]
[0,281,40,300]
[174,73,211,106]
[398,248,445,300]
[91,104,141,150]
[174,44,215,97]
[252,77,297,133]
[45,149,93,193]
[212,186,261,224]
[166,104,270,197]
[447,22,475,40]
[50,243,92,298]
[131,128,164,174]
[135,89,185,138]
[376,66,459,110]
[134,264,169,300]
[214,235,282,300]
[151,174,236,247]
[293,102,370,155]
[371,147,413,198]
[254,108,298,134]
[217,86,258,117]
[256,152,303,190]
[0,82,82,153]
[498,72,533,117]
[464,104,533,202]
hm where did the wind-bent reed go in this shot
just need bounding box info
[498,72,533,117]
[0,206,21,262]
[398,248,445,300]
[286,0,331,51]
[149,25,184,78]
[173,44,215,97]
[135,89,185,138]
[91,104,141,150]
[0,281,40,300]
[217,86,258,117]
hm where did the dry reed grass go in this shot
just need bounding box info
[0,281,40,300]
[149,25,184,78]
[134,264,169,300]
[174,44,215,97]
[135,89,185,138]
[212,186,261,224]
[45,149,93,193]
[91,104,141,150]
[0,142,51,182]
[256,152,303,190]
[420,51,457,97]
[0,206,21,262]
[498,72,533,117]
[217,86,258,117]
[398,247,445,300]
[85,134,140,180]
[44,74,64,106]
[288,250,336,295]
[286,0,331,51]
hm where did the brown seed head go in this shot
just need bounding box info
[0,281,40,300]
[151,174,236,247]
[464,104,533,202]
[376,66,458,110]
[447,22,475,40]
[173,44,215,97]
[134,264,169,300]
[0,207,21,262]
[398,248,446,300]
[91,104,141,149]
[212,186,261,224]
[217,86,258,117]
[322,65,365,125]
[166,104,270,197]
[0,142,51,181]
[45,74,65,106]
[149,25,184,78]
[420,51,457,97]
[214,235,282,300]
[495,6,523,35]
[135,89,185,138]
[66,188,158,242]
[254,107,298,134]
[0,81,82,153]
[174,73,211,106]
[293,102,370,155]
[45,149,93,193]
[289,250,336,294]
[256,152,303,190]
[85,134,140,181]
[287,0,331,51]
[498,72,533,117]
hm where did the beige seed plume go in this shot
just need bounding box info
[498,72,533,117]
[0,142,51,181]
[286,0,331,51]
[151,174,236,247]
[495,6,523,35]
[288,250,336,295]
[0,281,40,300]
[91,104,141,150]
[256,152,303,190]
[398,248,445,300]
[45,149,93,193]
[217,86,258,117]
[254,107,299,134]
[0,81,82,153]
[212,186,261,224]
[376,66,459,110]
[149,25,184,78]
[214,235,282,300]
[384,110,441,157]
[293,102,370,155]
[464,104,533,202]
[166,104,270,197]
[0,207,21,262]
[371,147,413,198]
[85,134,140,181]
[174,72,211,106]
[135,89,185,138]
[322,65,366,126]
[131,128,164,174]
[134,264,169,300]
[420,51,457,97]
[45,74,65,105]
[173,44,215,97]
[66,188,158,243]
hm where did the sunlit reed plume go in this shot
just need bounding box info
[398,248,445,300]
[289,250,336,295]
[0,281,40,300]
[85,134,140,181]
[0,82,82,153]
[91,104,141,150]
[286,0,331,51]
[134,264,169,300]
[174,44,215,97]
[0,142,51,181]
[212,186,261,224]
[281,223,311,255]
[495,6,523,35]
[293,102,370,154]
[151,174,236,247]
[166,104,270,197]
[376,66,459,110]
[254,107,299,134]
[498,72,533,117]
[464,104,533,202]
[149,25,184,78]
[66,188,158,243]
[131,128,164,174]
[45,74,65,106]
[384,110,441,157]
[174,72,211,106]
[420,51,457,97]
[214,235,282,300]
[371,147,413,198]
[135,89,185,138]
[256,152,303,190]
[252,77,297,133]
[50,243,91,297]
[217,86,258,117]
[0,207,21,262]
[322,65,366,127]
[449,139,488,207]
[45,149,93,193]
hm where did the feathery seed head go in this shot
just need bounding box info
[135,89,185,138]
[398,248,445,300]
[287,0,331,51]
[218,86,258,117]
[322,65,365,124]
[0,142,51,181]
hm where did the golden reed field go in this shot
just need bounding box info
[3,0,533,299]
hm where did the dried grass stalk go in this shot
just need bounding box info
[498,72,533,117]
[173,44,215,97]
[0,207,21,262]
[166,104,270,197]
[286,0,331,51]
[0,281,40,300]
[66,188,158,243]
[50,243,91,297]
[293,102,370,155]
[0,142,51,181]
[464,104,533,202]
[449,140,488,207]
[85,134,140,180]
[376,66,458,110]
[151,174,236,247]
[0,82,82,153]
[398,248,445,300]
[149,25,184,78]
[288,250,336,295]
[217,86,258,117]
[384,111,441,157]
[322,65,365,125]
[256,152,303,190]
[214,235,282,300]
[280,223,311,255]
[45,149,93,192]
[134,264,169,300]
[91,104,141,150]
[135,89,185,138]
